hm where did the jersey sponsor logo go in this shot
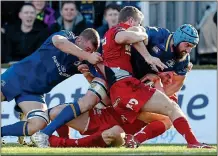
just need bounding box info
[102,38,106,46]
[52,56,71,78]
[1,80,6,87]
[113,97,121,108]
[93,108,102,115]
[166,59,175,68]
[121,115,128,123]
[126,98,138,110]
[61,65,66,72]
[152,46,161,54]
[74,61,82,67]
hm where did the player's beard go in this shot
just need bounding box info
[173,45,188,62]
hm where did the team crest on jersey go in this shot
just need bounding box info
[61,65,66,72]
[152,46,161,54]
[102,38,106,46]
[113,97,121,108]
[74,61,82,67]
[166,59,175,68]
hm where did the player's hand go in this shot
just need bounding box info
[87,52,103,65]
[158,71,174,86]
[187,62,193,72]
[77,64,90,74]
[144,56,167,72]
[140,74,160,84]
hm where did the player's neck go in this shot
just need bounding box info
[170,40,174,52]
[21,24,33,33]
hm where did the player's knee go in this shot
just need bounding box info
[27,118,47,135]
[48,105,66,121]
[88,78,108,103]
[161,117,172,130]
[26,109,49,135]
[167,100,186,121]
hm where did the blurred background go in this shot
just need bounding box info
[1,1,217,65]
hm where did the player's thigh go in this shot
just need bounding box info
[66,111,89,133]
[141,89,175,116]
[137,112,169,123]
[18,101,47,115]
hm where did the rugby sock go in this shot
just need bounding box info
[1,121,29,136]
[49,132,107,147]
[134,121,166,143]
[56,125,70,138]
[41,102,81,136]
[173,117,198,144]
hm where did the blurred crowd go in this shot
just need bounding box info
[1,1,217,65]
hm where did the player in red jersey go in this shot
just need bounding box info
[99,6,212,148]
[46,64,172,148]
[45,65,190,148]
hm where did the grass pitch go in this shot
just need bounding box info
[1,143,217,155]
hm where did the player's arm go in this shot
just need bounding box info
[115,26,147,44]
[52,35,102,64]
[132,40,167,71]
[163,61,192,96]
[162,74,186,97]
[77,64,95,83]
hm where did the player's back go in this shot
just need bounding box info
[9,30,80,94]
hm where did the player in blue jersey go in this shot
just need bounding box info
[131,24,197,97]
[1,28,102,139]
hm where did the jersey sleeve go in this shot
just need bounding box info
[109,26,126,40]
[53,30,75,41]
[175,55,190,76]
[145,27,170,45]
[44,30,75,45]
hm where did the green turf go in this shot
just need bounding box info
[1,143,217,155]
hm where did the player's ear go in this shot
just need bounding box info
[18,12,22,20]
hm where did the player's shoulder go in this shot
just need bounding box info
[52,30,75,40]
[145,26,171,36]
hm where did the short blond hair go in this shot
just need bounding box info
[118,6,144,23]
[79,28,100,51]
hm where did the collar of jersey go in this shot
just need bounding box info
[118,23,131,29]
[165,34,173,52]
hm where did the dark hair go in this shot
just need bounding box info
[20,3,35,12]
[79,28,100,51]
[118,6,143,23]
[61,1,77,10]
[104,4,121,15]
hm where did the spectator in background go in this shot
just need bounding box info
[49,1,87,36]
[213,11,217,26]
[4,3,49,63]
[32,0,56,28]
[97,4,120,53]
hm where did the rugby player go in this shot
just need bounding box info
[1,28,102,139]
[98,6,212,148]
